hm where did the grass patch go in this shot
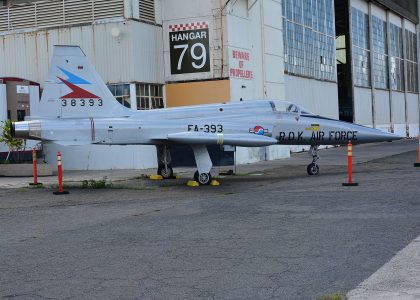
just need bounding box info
[318,293,346,300]
[30,184,45,189]
[82,179,107,189]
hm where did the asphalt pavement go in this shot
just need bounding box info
[0,139,419,299]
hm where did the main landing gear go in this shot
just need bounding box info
[191,145,213,185]
[155,145,213,185]
[156,145,174,179]
[307,145,320,176]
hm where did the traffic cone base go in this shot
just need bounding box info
[53,191,69,195]
[342,182,359,186]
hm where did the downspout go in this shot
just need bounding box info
[260,0,267,98]
[386,11,394,132]
[368,3,376,128]
[402,19,409,137]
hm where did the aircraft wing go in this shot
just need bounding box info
[165,132,278,147]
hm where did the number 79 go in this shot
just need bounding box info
[174,43,207,70]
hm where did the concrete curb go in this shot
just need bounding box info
[347,236,420,299]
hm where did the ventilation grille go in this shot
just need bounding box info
[64,0,93,25]
[94,0,124,20]
[0,0,124,33]
[139,0,155,23]
[0,7,8,31]
[9,5,35,30]
[36,1,64,28]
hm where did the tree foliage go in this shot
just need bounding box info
[0,120,25,162]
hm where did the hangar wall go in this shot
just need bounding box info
[0,6,165,170]
[349,0,420,137]
[0,20,164,86]
[1,0,420,170]
[285,75,339,119]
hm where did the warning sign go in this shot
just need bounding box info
[230,49,253,80]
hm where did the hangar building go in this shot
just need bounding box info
[0,0,419,169]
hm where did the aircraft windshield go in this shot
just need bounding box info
[270,101,314,116]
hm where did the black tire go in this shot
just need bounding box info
[194,171,212,185]
[307,163,320,176]
[158,165,173,179]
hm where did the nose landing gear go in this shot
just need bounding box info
[307,145,320,176]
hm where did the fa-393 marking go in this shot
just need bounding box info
[188,124,223,133]
[278,130,358,141]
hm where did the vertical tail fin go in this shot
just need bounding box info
[33,45,132,119]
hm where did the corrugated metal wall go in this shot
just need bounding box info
[0,20,164,86]
[0,0,125,32]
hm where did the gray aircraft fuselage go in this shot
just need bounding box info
[13,100,400,147]
[9,45,403,184]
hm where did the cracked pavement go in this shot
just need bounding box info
[1,140,420,299]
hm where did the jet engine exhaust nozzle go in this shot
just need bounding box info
[12,122,30,139]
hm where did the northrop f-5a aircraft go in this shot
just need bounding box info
[12,46,402,185]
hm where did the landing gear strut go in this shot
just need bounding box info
[192,145,213,185]
[307,145,320,176]
[156,145,173,179]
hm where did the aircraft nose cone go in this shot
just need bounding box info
[357,127,404,143]
[388,132,406,141]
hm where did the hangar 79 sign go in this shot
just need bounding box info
[169,21,210,75]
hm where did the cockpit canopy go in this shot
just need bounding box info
[269,100,315,116]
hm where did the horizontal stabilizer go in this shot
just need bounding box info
[167,132,278,147]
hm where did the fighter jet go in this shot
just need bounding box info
[11,45,403,185]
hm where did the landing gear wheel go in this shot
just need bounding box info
[307,163,320,176]
[194,171,212,185]
[158,165,173,179]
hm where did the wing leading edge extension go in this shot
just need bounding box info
[166,132,278,147]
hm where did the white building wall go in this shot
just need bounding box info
[407,93,420,136]
[227,1,259,101]
[354,87,373,126]
[226,0,289,162]
[375,89,391,132]
[391,91,407,136]
[226,0,285,101]
[285,75,339,119]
